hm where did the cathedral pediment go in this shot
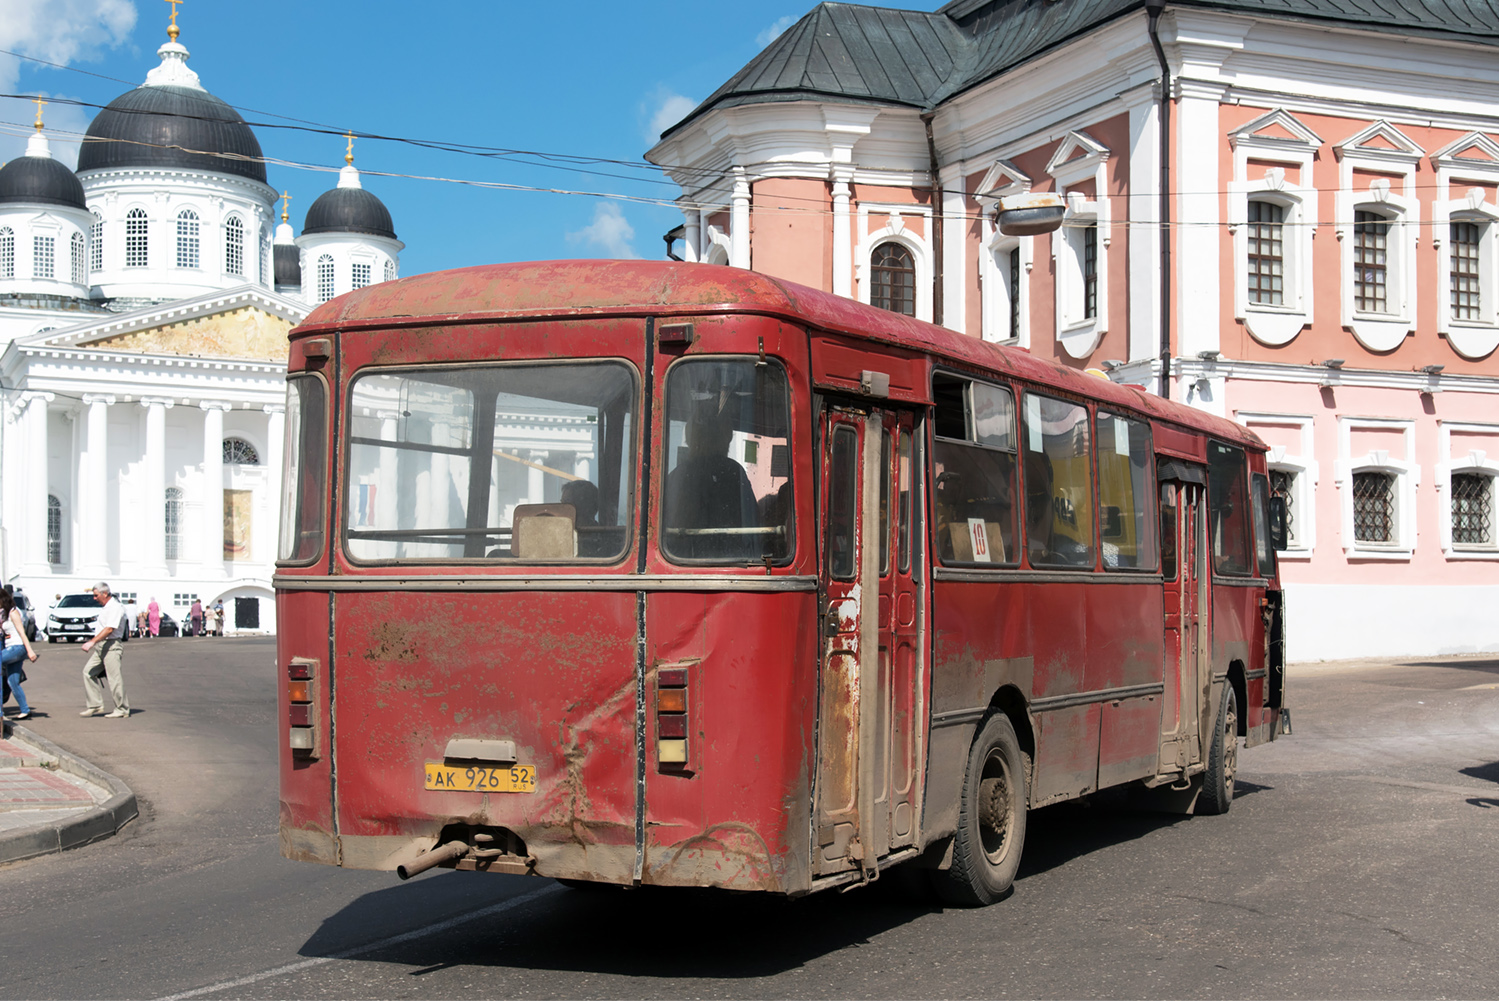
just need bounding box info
[80,305,293,361]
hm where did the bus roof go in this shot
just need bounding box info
[296,259,1262,452]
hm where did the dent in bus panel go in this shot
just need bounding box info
[342,362,636,562]
[661,358,793,564]
[1023,394,1094,569]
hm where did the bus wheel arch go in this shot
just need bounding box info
[931,710,1029,907]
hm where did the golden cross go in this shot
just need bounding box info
[344,130,355,165]
[32,96,46,131]
[164,0,183,27]
[280,190,292,222]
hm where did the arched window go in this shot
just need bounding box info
[260,230,271,287]
[164,487,183,561]
[352,262,371,289]
[71,231,85,284]
[223,437,259,464]
[125,208,148,267]
[383,259,395,282]
[0,227,12,279]
[224,215,244,276]
[316,254,334,303]
[90,213,103,272]
[176,209,200,268]
[33,235,54,279]
[47,495,62,565]
[870,241,916,316]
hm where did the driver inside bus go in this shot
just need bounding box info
[1024,450,1092,568]
[663,395,759,559]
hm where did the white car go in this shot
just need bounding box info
[45,593,126,643]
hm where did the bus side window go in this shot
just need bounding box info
[1022,393,1095,569]
[931,374,1017,566]
[1207,441,1251,575]
[1097,413,1157,570]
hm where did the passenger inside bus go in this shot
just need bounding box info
[1024,451,1093,568]
[932,448,1015,563]
[663,396,760,559]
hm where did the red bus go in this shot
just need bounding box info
[276,260,1287,905]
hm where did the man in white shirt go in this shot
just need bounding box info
[79,582,130,719]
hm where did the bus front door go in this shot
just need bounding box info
[814,406,921,878]
[1161,481,1209,774]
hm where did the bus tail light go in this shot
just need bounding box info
[656,668,689,767]
[288,657,318,756]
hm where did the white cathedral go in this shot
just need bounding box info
[0,18,403,634]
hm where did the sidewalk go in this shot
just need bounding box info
[0,720,138,865]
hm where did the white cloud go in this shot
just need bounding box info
[567,201,640,260]
[756,15,797,48]
[0,0,137,167]
[643,87,696,143]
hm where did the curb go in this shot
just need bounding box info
[0,725,139,866]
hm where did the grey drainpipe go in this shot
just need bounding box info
[1147,0,1172,399]
[922,112,944,327]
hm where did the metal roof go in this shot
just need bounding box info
[660,0,1499,138]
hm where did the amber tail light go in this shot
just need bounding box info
[288,657,318,757]
[656,667,689,768]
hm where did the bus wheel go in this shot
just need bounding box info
[933,713,1027,907]
[1198,685,1238,815]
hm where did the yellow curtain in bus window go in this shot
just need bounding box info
[224,489,253,561]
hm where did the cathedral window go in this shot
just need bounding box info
[176,209,200,269]
[0,228,12,279]
[870,241,916,316]
[71,232,85,284]
[34,236,54,279]
[225,215,244,276]
[352,262,371,289]
[316,254,334,303]
[383,259,395,282]
[260,230,271,287]
[90,214,103,272]
[47,495,62,565]
[164,487,183,561]
[125,209,148,268]
[223,438,259,465]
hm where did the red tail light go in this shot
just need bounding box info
[288,657,318,757]
[656,667,689,768]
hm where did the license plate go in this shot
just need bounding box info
[424,762,537,793]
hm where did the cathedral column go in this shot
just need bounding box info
[832,167,854,298]
[201,401,231,572]
[79,394,114,576]
[21,392,54,575]
[264,404,285,564]
[140,398,174,575]
[730,167,751,269]
[682,209,701,263]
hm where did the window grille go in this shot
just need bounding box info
[1247,201,1285,305]
[1451,472,1493,547]
[71,232,85,284]
[225,215,244,276]
[352,262,371,289]
[1354,210,1389,313]
[1352,471,1395,543]
[870,242,915,316]
[47,495,61,565]
[125,209,148,267]
[0,227,13,279]
[165,487,183,561]
[316,255,334,303]
[176,209,200,268]
[260,231,271,286]
[90,214,103,272]
[1008,247,1021,337]
[1451,221,1481,321]
[1082,226,1097,319]
[223,437,259,464]
[1270,468,1296,545]
[33,236,54,279]
[384,259,395,282]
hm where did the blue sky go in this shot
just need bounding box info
[0,0,942,279]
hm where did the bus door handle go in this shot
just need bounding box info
[824,609,841,638]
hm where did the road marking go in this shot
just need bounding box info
[1352,775,1499,797]
[155,883,563,1000]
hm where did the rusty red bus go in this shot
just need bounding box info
[276,260,1287,905]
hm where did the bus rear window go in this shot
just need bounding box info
[344,362,636,563]
[661,359,793,564]
[278,375,327,563]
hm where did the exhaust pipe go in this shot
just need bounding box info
[396,840,470,880]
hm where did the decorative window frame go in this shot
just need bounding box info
[855,203,933,322]
[1436,421,1499,558]
[1431,132,1499,359]
[124,205,150,268]
[975,159,1033,346]
[1228,110,1321,346]
[1336,416,1418,560]
[703,220,731,266]
[1046,132,1110,358]
[223,213,245,278]
[1334,122,1424,352]
[175,206,202,270]
[1235,411,1318,557]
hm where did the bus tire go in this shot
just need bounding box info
[932,713,1027,907]
[1198,684,1238,816]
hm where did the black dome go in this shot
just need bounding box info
[274,243,301,287]
[0,155,86,210]
[303,186,396,239]
[76,85,266,184]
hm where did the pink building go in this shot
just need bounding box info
[647,0,1499,661]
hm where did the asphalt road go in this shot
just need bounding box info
[1,636,1496,1000]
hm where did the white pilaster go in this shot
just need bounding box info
[80,394,114,576]
[683,208,701,263]
[941,164,968,333]
[832,168,853,298]
[201,401,231,571]
[140,398,174,574]
[264,404,285,566]
[730,167,751,269]
[21,393,54,575]
[1125,89,1163,368]
[1176,83,1223,365]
